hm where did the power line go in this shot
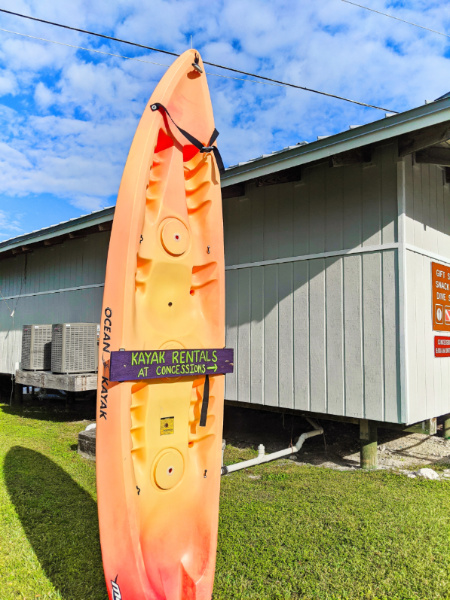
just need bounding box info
[0,26,289,89]
[0,26,171,68]
[341,0,450,40]
[0,7,179,57]
[0,7,398,113]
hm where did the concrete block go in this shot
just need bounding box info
[78,428,96,461]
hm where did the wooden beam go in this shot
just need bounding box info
[9,246,33,255]
[43,237,64,248]
[399,123,450,157]
[98,223,112,231]
[222,182,246,200]
[254,165,302,187]
[15,369,98,392]
[415,146,450,167]
[331,147,372,167]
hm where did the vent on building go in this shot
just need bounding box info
[21,324,52,370]
[51,323,99,374]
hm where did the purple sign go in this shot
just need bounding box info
[109,348,234,382]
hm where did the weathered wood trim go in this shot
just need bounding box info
[15,369,98,392]
[415,146,450,166]
[222,182,246,200]
[254,165,302,187]
[398,123,450,157]
[404,243,450,266]
[331,147,372,167]
[225,243,399,271]
[397,159,409,423]
[1,283,104,301]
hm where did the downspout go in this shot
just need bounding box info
[221,418,323,475]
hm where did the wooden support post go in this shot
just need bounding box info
[360,419,378,469]
[13,382,23,406]
[443,414,450,440]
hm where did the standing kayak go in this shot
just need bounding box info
[96,49,230,600]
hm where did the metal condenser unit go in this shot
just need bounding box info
[21,324,52,370]
[51,323,98,373]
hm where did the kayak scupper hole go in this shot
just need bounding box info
[168,302,173,307]
[190,289,195,296]
[167,467,174,476]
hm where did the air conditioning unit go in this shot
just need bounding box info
[51,323,99,374]
[21,324,52,370]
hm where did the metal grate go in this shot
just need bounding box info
[51,323,99,373]
[21,325,52,370]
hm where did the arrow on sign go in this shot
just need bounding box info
[207,363,218,372]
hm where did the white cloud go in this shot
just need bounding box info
[0,0,449,235]
[0,69,17,96]
[0,209,23,238]
[70,194,108,211]
[34,82,55,109]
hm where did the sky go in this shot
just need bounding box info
[0,0,449,242]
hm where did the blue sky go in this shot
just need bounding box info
[0,0,449,241]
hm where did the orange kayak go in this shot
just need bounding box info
[96,49,229,600]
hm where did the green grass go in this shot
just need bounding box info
[217,447,450,600]
[1,401,450,600]
[0,401,106,600]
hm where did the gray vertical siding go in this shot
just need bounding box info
[0,233,109,374]
[225,251,400,421]
[405,251,450,423]
[224,143,401,421]
[403,156,450,423]
[404,156,450,254]
[3,139,450,427]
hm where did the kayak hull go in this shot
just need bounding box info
[96,50,225,600]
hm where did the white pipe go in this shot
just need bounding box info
[221,418,323,475]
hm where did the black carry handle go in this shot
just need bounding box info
[199,374,210,427]
[151,102,225,174]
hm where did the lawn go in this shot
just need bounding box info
[0,399,449,600]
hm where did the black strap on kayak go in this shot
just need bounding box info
[199,374,210,427]
[150,102,225,174]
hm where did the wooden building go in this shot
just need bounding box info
[1,97,450,463]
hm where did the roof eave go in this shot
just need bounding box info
[0,206,115,255]
[2,97,450,256]
[221,97,450,187]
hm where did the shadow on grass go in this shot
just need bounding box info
[0,394,96,423]
[4,446,107,600]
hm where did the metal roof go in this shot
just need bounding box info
[0,206,115,255]
[1,95,450,256]
[221,95,450,187]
